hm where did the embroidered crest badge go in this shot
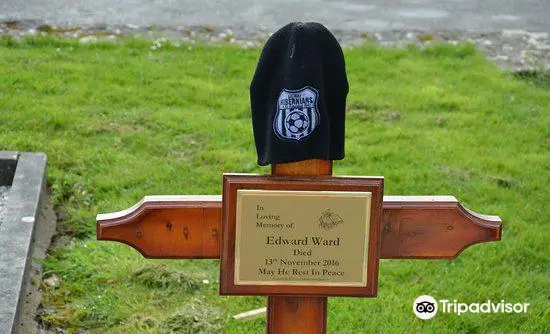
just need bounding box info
[274,86,320,141]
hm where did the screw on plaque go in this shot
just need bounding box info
[165,221,173,231]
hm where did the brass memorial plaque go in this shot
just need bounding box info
[235,190,371,286]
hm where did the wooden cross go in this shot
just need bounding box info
[97,159,501,333]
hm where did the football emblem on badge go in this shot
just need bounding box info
[274,86,320,141]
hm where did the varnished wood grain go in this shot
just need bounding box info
[97,196,501,259]
[97,196,221,259]
[267,296,327,334]
[381,196,501,258]
[268,159,332,334]
[271,159,332,176]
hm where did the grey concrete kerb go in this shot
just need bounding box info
[0,151,47,333]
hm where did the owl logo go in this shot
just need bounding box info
[274,86,320,141]
[415,301,436,313]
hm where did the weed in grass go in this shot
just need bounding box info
[41,313,71,329]
[158,304,224,334]
[132,264,201,292]
[121,314,159,332]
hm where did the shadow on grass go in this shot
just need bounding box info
[513,70,550,89]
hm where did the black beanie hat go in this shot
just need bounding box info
[250,22,349,166]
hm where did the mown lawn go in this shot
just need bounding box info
[0,36,549,333]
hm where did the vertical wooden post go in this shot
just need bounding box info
[267,296,327,334]
[267,159,332,334]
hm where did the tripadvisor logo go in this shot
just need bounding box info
[413,295,530,320]
[413,295,438,320]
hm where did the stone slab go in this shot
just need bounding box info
[0,153,47,334]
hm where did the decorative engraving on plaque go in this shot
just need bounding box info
[318,209,344,230]
[234,190,371,287]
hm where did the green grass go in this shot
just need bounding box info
[1,36,549,333]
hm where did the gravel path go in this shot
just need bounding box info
[0,186,10,227]
[1,21,550,72]
[2,0,550,32]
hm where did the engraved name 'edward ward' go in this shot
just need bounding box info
[266,236,341,246]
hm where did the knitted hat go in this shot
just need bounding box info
[250,22,349,166]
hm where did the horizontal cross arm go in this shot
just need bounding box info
[97,195,501,259]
